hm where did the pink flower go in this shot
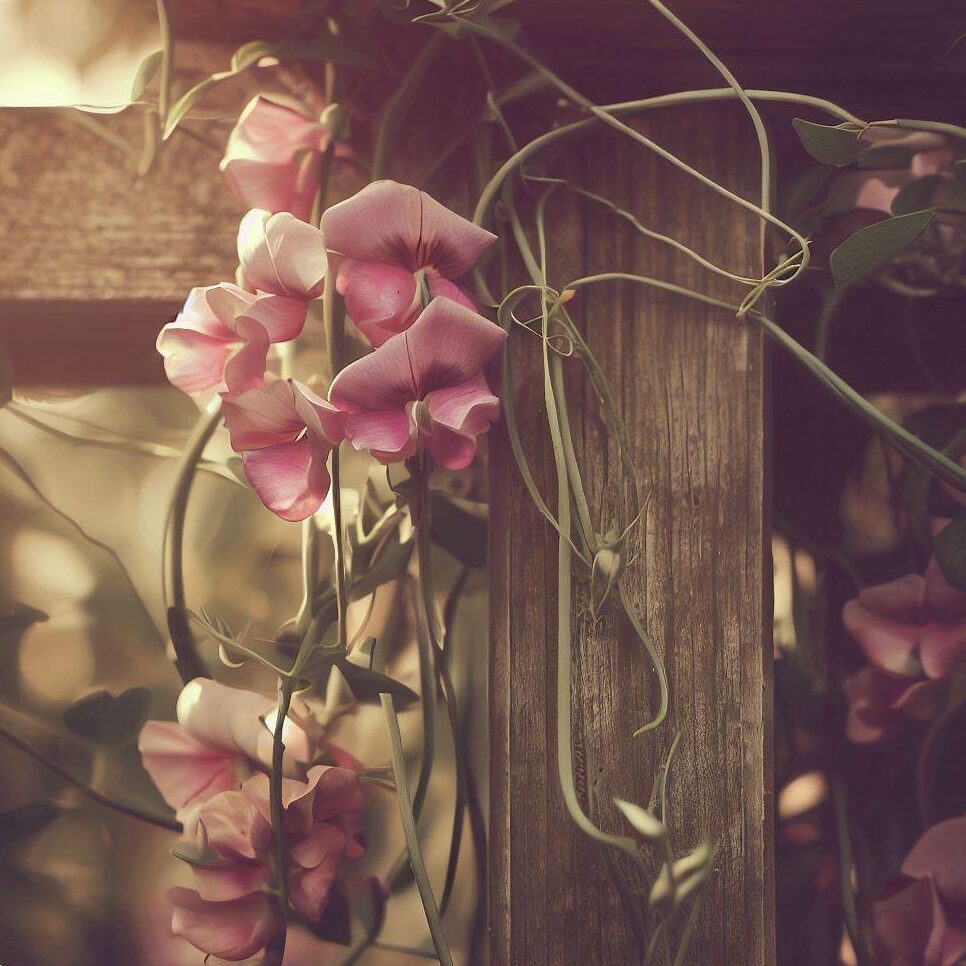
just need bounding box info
[237,209,328,300]
[222,378,345,522]
[157,283,305,396]
[873,815,966,965]
[138,678,313,828]
[842,557,966,743]
[220,95,333,220]
[167,758,366,960]
[321,180,496,345]
[329,296,506,469]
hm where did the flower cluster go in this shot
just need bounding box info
[139,678,366,961]
[156,97,505,523]
[841,550,966,744]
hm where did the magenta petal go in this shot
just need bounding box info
[292,381,345,445]
[427,424,478,470]
[405,297,507,395]
[221,330,270,395]
[242,436,331,522]
[157,325,234,395]
[168,887,282,961]
[321,180,496,276]
[426,373,500,436]
[222,380,303,451]
[843,596,922,675]
[919,619,966,680]
[343,410,417,464]
[197,791,260,861]
[137,722,245,818]
[329,333,419,413]
[873,876,946,966]
[856,573,927,623]
[305,765,366,821]
[237,209,328,300]
[338,259,419,346]
[904,816,966,906]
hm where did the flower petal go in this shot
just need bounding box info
[197,791,261,861]
[329,331,420,412]
[873,876,946,966]
[221,329,270,396]
[321,180,496,276]
[343,410,418,464]
[903,815,966,906]
[157,325,235,395]
[292,381,346,445]
[238,209,328,299]
[168,887,282,961]
[222,380,304,451]
[337,259,419,346]
[242,436,332,522]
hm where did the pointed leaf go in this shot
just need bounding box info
[614,798,665,841]
[792,119,863,167]
[336,656,418,707]
[63,688,153,745]
[130,49,163,101]
[830,210,935,289]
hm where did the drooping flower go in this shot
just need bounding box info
[138,678,313,828]
[842,555,966,743]
[221,378,345,522]
[220,95,336,220]
[329,296,506,469]
[237,208,328,300]
[157,283,306,397]
[873,814,966,965]
[321,180,497,345]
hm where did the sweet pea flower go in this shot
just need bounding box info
[222,378,345,522]
[237,208,328,300]
[157,283,306,397]
[873,815,966,965]
[221,95,336,220]
[138,678,313,829]
[842,556,966,743]
[329,296,506,469]
[321,180,497,346]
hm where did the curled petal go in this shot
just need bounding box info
[292,381,346,445]
[197,791,261,861]
[222,380,305,451]
[238,209,328,299]
[337,259,419,346]
[168,887,282,962]
[157,326,236,396]
[304,764,366,821]
[221,329,270,396]
[343,410,418,464]
[903,816,966,906]
[322,180,496,276]
[242,435,332,522]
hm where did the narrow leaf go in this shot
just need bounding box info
[891,175,942,215]
[130,49,163,101]
[337,656,418,706]
[830,210,935,289]
[64,688,153,745]
[792,118,863,168]
[614,798,665,841]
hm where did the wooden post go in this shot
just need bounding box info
[489,104,771,964]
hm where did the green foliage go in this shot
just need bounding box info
[0,801,61,847]
[336,653,418,707]
[830,210,935,289]
[792,118,863,167]
[63,688,153,746]
[935,516,966,591]
[614,798,665,841]
[130,49,163,101]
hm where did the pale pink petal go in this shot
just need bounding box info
[238,209,327,299]
[222,380,303,451]
[220,95,324,219]
[329,333,419,412]
[292,381,346,445]
[157,325,235,395]
[405,297,507,395]
[903,816,966,906]
[856,573,928,623]
[197,791,261,861]
[242,436,332,522]
[825,171,913,216]
[168,887,282,961]
[843,598,923,676]
[221,330,270,396]
[337,259,419,346]
[192,861,271,902]
[873,876,946,966]
[321,180,496,276]
[138,722,246,818]
[326,743,365,774]
[242,773,315,840]
[178,286,238,339]
[304,765,366,821]
[289,829,346,922]
[343,410,418,464]
[427,423,479,470]
[236,293,308,343]
[425,373,500,436]
[204,283,259,325]
[290,821,349,869]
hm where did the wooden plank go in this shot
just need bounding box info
[489,102,771,963]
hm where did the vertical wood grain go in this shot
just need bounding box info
[489,103,772,964]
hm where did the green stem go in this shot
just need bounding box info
[155,0,173,124]
[0,718,180,832]
[265,680,294,966]
[163,400,221,683]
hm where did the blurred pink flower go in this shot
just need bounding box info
[138,678,313,828]
[157,283,306,396]
[321,180,496,345]
[873,814,966,965]
[842,555,966,743]
[237,209,328,300]
[221,95,334,220]
[222,378,345,522]
[329,296,506,468]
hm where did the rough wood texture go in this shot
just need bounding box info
[490,103,771,964]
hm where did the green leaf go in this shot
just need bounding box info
[130,49,163,101]
[935,516,966,591]
[0,801,61,847]
[614,798,665,841]
[792,118,863,168]
[0,603,47,649]
[649,842,714,909]
[856,145,917,169]
[830,210,935,290]
[337,654,418,706]
[778,165,833,220]
[349,535,413,601]
[891,175,943,215]
[171,841,231,868]
[63,687,153,746]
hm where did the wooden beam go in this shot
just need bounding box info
[489,102,772,963]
